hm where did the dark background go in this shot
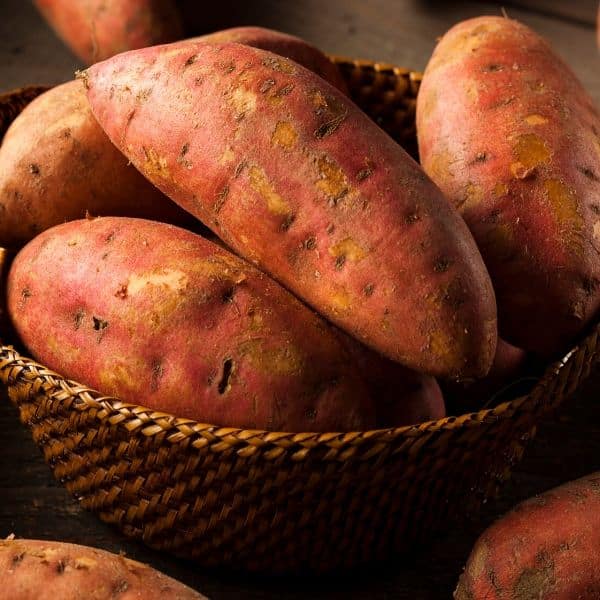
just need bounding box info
[1,1,599,598]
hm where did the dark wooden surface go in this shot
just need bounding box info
[1,1,599,598]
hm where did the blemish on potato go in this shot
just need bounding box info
[303,236,317,250]
[219,146,235,165]
[262,56,296,74]
[114,283,128,299]
[544,179,583,253]
[271,121,298,150]
[217,358,234,394]
[364,283,375,296]
[214,185,229,213]
[512,551,556,600]
[315,111,348,139]
[142,146,171,181]
[464,81,479,103]
[513,133,551,169]
[92,316,108,342]
[184,54,198,67]
[259,78,276,93]
[482,63,503,72]
[405,210,420,225]
[73,309,85,329]
[275,84,294,97]
[330,287,351,312]
[470,152,487,165]
[150,359,163,392]
[177,142,193,169]
[356,163,374,181]
[73,556,97,569]
[314,155,349,204]
[494,182,509,197]
[127,269,189,295]
[329,238,368,264]
[426,150,454,181]
[135,88,152,103]
[215,59,236,73]
[229,87,257,121]
[524,114,548,126]
[468,540,489,579]
[248,165,290,216]
[458,182,484,210]
[28,163,40,175]
[18,287,32,310]
[280,213,296,232]
[434,257,452,272]
[577,165,600,182]
[241,340,303,375]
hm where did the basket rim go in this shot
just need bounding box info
[0,338,579,447]
[0,67,592,453]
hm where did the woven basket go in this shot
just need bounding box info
[1,58,598,574]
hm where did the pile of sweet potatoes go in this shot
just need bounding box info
[2,5,600,597]
[3,14,598,435]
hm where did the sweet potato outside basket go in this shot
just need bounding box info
[1,58,599,574]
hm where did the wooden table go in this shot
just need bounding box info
[1,1,599,598]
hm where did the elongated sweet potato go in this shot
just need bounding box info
[190,27,347,93]
[455,472,600,599]
[0,538,206,599]
[7,216,374,432]
[0,81,195,249]
[417,17,600,356]
[82,42,497,378]
[33,0,183,64]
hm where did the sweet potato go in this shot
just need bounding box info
[190,27,347,93]
[417,17,600,356]
[7,216,375,432]
[445,338,527,409]
[374,365,445,427]
[342,341,446,426]
[455,472,600,599]
[0,537,206,599]
[0,81,195,250]
[82,42,497,379]
[33,0,183,64]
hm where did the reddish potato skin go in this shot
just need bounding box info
[417,17,600,356]
[343,341,445,426]
[190,27,348,93]
[0,81,195,250]
[34,0,183,64]
[374,366,445,427]
[455,473,600,599]
[83,42,497,379]
[7,217,374,432]
[0,538,206,599]
[446,338,527,407]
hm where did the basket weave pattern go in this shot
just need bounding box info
[0,59,598,572]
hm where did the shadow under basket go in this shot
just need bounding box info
[1,58,599,574]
